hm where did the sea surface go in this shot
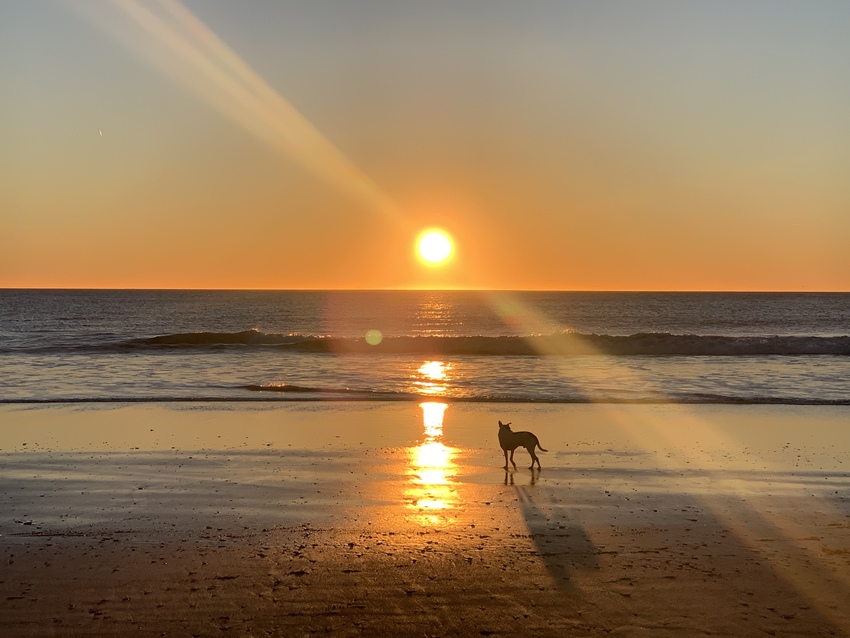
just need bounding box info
[1,289,848,405]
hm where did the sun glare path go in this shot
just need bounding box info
[407,402,457,524]
[413,360,451,396]
[64,0,400,222]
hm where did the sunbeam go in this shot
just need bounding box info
[62,0,401,222]
[483,290,850,629]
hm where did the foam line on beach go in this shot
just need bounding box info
[2,395,850,406]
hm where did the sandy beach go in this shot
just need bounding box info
[2,402,849,636]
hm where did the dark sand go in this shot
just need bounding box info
[2,403,849,636]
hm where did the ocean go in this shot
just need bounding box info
[1,289,848,405]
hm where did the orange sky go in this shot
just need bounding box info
[2,1,849,291]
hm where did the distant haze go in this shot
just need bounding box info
[2,1,848,290]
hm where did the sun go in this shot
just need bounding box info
[417,229,454,266]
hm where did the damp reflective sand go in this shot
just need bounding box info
[2,402,850,636]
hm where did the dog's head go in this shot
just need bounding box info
[498,420,512,431]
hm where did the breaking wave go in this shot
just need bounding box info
[5,329,850,356]
[128,330,850,356]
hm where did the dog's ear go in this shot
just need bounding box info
[498,420,503,426]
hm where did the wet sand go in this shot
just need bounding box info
[1,402,850,636]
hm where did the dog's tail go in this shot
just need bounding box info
[535,436,548,452]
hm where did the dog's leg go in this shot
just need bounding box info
[509,449,517,469]
[528,446,540,470]
[503,449,510,470]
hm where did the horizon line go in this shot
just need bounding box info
[1,287,847,294]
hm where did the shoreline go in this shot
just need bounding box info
[4,396,850,405]
[2,403,849,636]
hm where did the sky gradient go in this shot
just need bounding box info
[2,0,849,290]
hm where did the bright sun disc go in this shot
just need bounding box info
[417,230,453,265]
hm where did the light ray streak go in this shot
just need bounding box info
[706,493,850,632]
[595,401,850,628]
[485,290,850,623]
[62,0,400,221]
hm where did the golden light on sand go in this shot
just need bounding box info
[406,402,458,523]
[414,442,452,480]
[416,229,453,266]
[409,438,455,511]
[420,400,448,437]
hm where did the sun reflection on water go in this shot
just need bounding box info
[406,401,458,523]
[414,360,451,396]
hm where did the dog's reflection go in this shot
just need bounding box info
[504,468,539,486]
